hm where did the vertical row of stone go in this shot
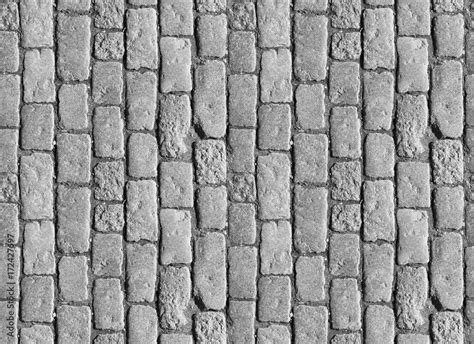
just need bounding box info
[16,0,57,341]
[226,1,257,343]
[328,0,362,342]
[254,0,292,342]
[0,1,20,342]
[293,0,329,343]
[394,0,431,343]
[91,0,125,341]
[55,0,92,341]
[430,0,465,342]
[125,0,160,341]
[467,0,474,339]
[362,0,396,342]
[158,0,194,343]
[193,0,228,342]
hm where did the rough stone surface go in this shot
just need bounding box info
[24,49,55,103]
[160,209,192,265]
[58,14,91,81]
[57,186,91,253]
[126,9,158,70]
[59,84,88,130]
[7,6,473,342]
[397,0,430,35]
[93,279,124,331]
[432,140,463,185]
[363,71,394,131]
[330,279,361,330]
[258,276,291,323]
[396,95,428,158]
[23,221,55,275]
[330,107,361,158]
[365,306,395,344]
[20,154,54,220]
[431,60,463,138]
[194,233,226,310]
[294,186,328,253]
[295,14,327,81]
[397,162,431,208]
[331,161,361,201]
[397,209,429,265]
[364,243,394,303]
[396,266,428,330]
[363,180,395,242]
[261,49,292,103]
[431,232,464,310]
[296,256,325,302]
[296,84,325,130]
[159,267,191,330]
[127,71,157,131]
[397,37,429,93]
[194,60,226,138]
[126,180,158,242]
[126,243,157,302]
[257,154,291,220]
[160,94,191,158]
[58,256,88,302]
[329,63,360,105]
[260,221,292,275]
[363,8,395,70]
[229,247,257,299]
[432,312,463,343]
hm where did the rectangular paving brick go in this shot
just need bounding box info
[294,14,327,81]
[432,232,464,310]
[396,266,428,330]
[294,186,328,253]
[260,49,292,103]
[397,37,429,93]
[57,306,91,344]
[126,180,158,242]
[194,233,226,310]
[126,243,157,302]
[20,0,53,47]
[431,60,464,138]
[257,0,290,48]
[228,301,255,344]
[126,9,158,70]
[127,71,157,131]
[363,180,395,242]
[20,154,53,220]
[57,14,91,81]
[161,37,192,93]
[23,49,55,103]
[159,267,191,330]
[363,8,395,70]
[194,60,226,138]
[257,153,290,220]
[0,75,20,127]
[57,186,91,253]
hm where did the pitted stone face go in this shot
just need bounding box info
[2,0,470,342]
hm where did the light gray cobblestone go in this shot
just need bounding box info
[363,8,395,70]
[294,186,328,253]
[126,243,157,302]
[194,60,226,138]
[295,14,327,81]
[57,14,91,81]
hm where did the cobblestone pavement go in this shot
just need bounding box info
[0,0,472,342]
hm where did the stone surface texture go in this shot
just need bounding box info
[1,1,472,343]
